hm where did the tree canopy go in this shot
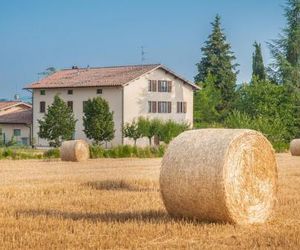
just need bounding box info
[38,95,77,147]
[269,0,300,87]
[83,97,115,145]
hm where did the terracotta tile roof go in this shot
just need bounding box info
[0,109,32,124]
[25,64,200,90]
[25,64,161,89]
[0,101,32,111]
[0,101,22,110]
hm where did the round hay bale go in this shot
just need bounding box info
[160,129,278,225]
[60,140,90,162]
[290,139,300,156]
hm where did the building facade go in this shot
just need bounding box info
[26,64,199,147]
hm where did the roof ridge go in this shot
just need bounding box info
[0,100,21,103]
[61,63,161,71]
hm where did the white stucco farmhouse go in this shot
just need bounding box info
[25,64,199,147]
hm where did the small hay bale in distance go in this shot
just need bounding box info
[60,140,90,162]
[290,139,300,156]
[160,129,278,225]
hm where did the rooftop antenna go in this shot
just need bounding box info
[141,46,146,65]
[14,84,20,101]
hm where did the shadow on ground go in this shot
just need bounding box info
[15,209,173,223]
[84,179,159,192]
[15,209,218,225]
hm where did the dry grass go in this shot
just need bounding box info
[0,154,299,249]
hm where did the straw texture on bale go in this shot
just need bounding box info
[290,139,300,156]
[60,140,90,162]
[160,129,278,225]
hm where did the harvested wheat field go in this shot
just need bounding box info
[0,154,299,249]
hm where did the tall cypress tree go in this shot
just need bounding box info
[252,42,266,81]
[195,15,238,113]
[269,0,300,87]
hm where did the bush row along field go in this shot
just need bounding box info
[0,145,166,160]
[0,154,299,249]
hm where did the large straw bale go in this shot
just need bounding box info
[290,139,300,156]
[160,129,278,225]
[60,140,90,162]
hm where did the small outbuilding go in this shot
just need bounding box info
[0,101,32,146]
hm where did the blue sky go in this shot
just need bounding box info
[0,0,285,100]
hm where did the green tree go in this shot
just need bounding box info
[232,79,298,143]
[123,120,142,146]
[252,42,266,81]
[38,95,77,147]
[269,0,300,87]
[137,117,162,146]
[158,120,189,144]
[194,73,222,126]
[268,0,300,137]
[225,110,289,152]
[195,15,238,112]
[83,97,115,145]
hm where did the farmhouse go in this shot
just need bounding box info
[25,64,199,147]
[0,101,32,145]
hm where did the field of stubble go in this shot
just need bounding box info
[0,154,299,249]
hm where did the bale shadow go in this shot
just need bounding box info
[16,209,225,225]
[16,209,173,223]
[84,179,159,192]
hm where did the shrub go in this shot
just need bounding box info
[89,145,105,158]
[43,148,60,159]
[118,145,132,157]
[89,144,166,159]
[158,120,189,144]
[0,148,45,160]
[2,148,13,158]
[6,136,17,147]
[225,110,290,152]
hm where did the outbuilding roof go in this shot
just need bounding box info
[25,64,199,90]
[0,101,32,111]
[0,109,32,125]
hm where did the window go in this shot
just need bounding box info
[40,90,46,95]
[177,102,187,113]
[13,129,21,137]
[148,101,157,113]
[67,89,73,95]
[40,101,46,113]
[83,101,88,111]
[158,81,172,92]
[67,101,73,111]
[148,80,157,92]
[97,89,102,94]
[158,101,171,113]
[21,138,29,145]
